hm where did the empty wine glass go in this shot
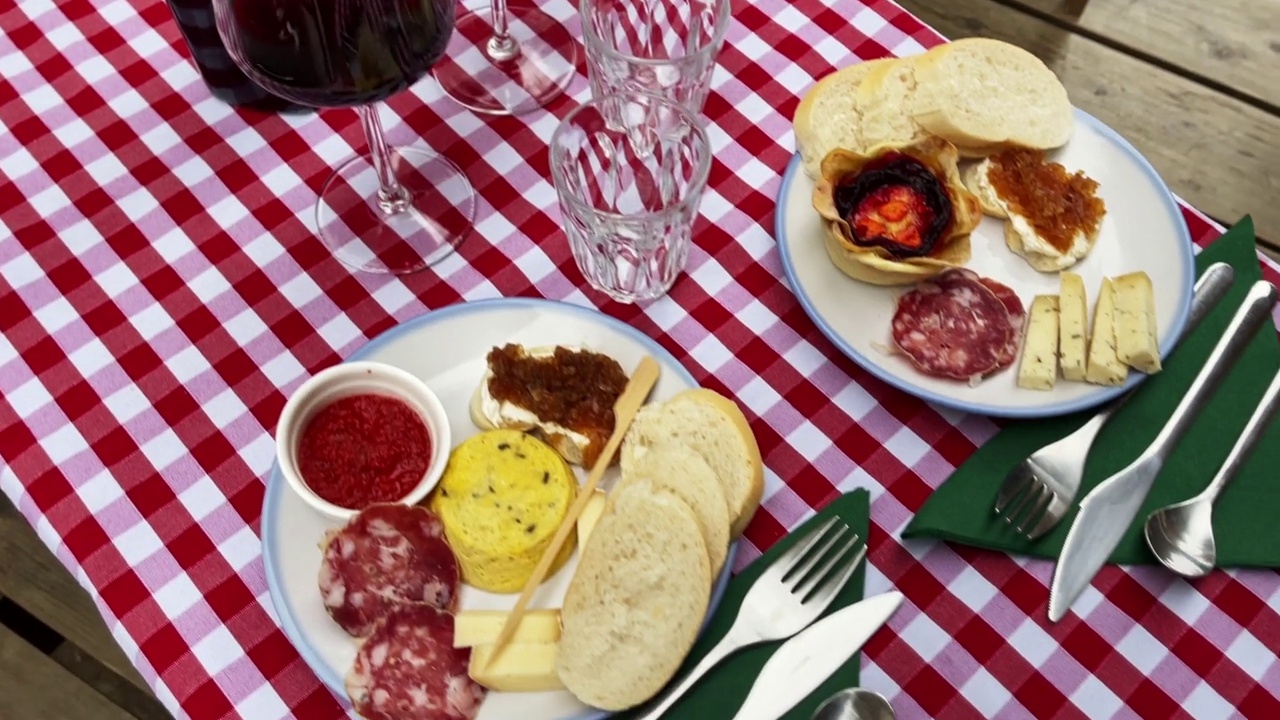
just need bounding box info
[431,0,579,115]
[213,0,476,275]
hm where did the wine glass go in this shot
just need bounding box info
[212,0,476,275]
[430,0,578,115]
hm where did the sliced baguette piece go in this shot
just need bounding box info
[960,158,1008,219]
[852,56,930,152]
[622,388,765,538]
[468,344,628,467]
[1002,217,1100,274]
[970,152,1101,272]
[910,38,1073,150]
[793,58,895,179]
[556,485,710,711]
[955,142,1006,159]
[612,441,731,576]
[471,378,595,466]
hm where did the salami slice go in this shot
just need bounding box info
[977,277,1023,319]
[939,267,981,282]
[891,270,1013,380]
[346,604,485,720]
[977,277,1026,370]
[319,504,459,638]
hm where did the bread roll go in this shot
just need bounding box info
[854,55,930,152]
[556,485,710,711]
[793,58,895,179]
[622,388,764,538]
[792,41,1056,177]
[910,37,1073,150]
[612,441,731,576]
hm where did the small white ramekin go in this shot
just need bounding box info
[275,360,451,521]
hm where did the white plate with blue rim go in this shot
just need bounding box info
[262,297,736,719]
[775,109,1195,419]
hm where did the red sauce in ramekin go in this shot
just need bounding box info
[297,393,432,510]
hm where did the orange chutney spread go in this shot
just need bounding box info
[486,344,628,432]
[987,148,1106,253]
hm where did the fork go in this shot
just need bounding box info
[632,516,867,720]
[993,262,1236,540]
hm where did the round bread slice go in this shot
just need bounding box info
[960,158,1009,218]
[622,388,764,538]
[612,441,731,576]
[910,37,1073,150]
[955,141,1006,159]
[556,485,711,711]
[467,344,621,467]
[854,56,930,152]
[1002,217,1099,272]
[793,58,895,180]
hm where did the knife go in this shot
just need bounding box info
[1048,280,1280,622]
[729,591,904,720]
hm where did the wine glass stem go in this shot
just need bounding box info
[486,0,519,62]
[357,104,411,215]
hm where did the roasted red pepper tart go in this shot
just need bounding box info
[812,136,983,286]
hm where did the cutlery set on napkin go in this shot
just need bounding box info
[906,217,1280,621]
[618,490,903,720]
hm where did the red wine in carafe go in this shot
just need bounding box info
[165,0,310,113]
[228,0,455,108]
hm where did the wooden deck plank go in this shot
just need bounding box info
[52,644,173,720]
[895,0,1280,244]
[0,623,138,720]
[1010,0,1280,111]
[0,496,151,694]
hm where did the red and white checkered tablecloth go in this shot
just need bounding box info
[2,0,1278,716]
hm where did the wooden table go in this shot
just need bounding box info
[1,494,169,719]
[4,0,1277,716]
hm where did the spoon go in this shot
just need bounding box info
[811,688,896,720]
[1144,364,1280,578]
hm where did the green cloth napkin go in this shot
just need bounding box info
[904,217,1280,567]
[617,489,870,720]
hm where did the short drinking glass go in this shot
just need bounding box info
[550,92,711,303]
[580,0,730,112]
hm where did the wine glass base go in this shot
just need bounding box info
[433,3,578,115]
[315,147,476,275]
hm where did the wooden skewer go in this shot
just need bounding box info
[479,355,661,670]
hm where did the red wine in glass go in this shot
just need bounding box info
[214,0,477,274]
[164,0,310,114]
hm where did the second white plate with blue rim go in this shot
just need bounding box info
[775,109,1195,419]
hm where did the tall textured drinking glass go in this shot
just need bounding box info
[580,0,730,113]
[550,92,711,303]
[213,0,474,275]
